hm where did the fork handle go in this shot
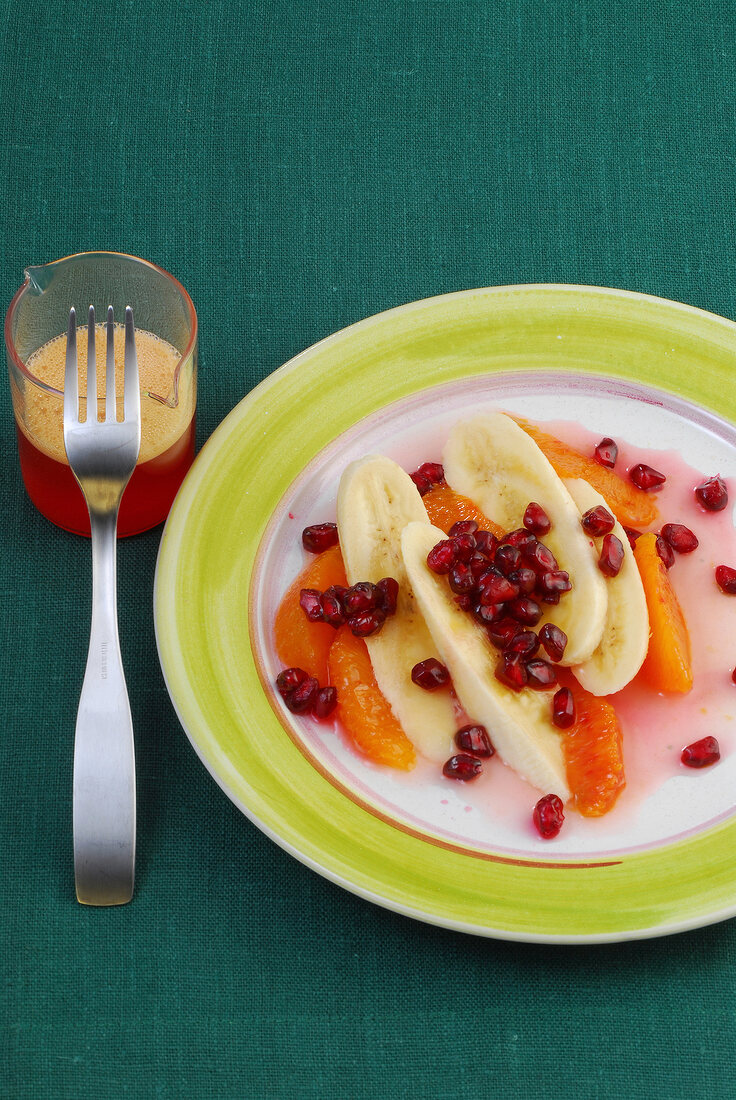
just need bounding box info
[73,509,136,905]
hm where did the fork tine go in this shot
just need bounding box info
[123,306,140,427]
[105,305,116,422]
[64,308,78,425]
[86,305,96,424]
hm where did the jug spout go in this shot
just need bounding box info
[25,262,57,295]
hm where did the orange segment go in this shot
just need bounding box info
[273,544,347,684]
[327,627,416,770]
[633,532,692,693]
[512,416,658,528]
[559,672,625,816]
[422,485,505,537]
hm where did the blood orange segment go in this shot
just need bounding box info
[512,416,659,528]
[273,543,347,684]
[327,627,416,770]
[422,485,505,537]
[559,672,625,816]
[633,531,693,693]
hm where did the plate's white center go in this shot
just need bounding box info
[253,373,736,858]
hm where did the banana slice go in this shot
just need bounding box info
[336,455,457,763]
[564,478,649,696]
[443,412,608,666]
[401,521,570,799]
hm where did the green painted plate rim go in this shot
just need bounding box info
[154,283,736,943]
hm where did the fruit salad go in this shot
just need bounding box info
[272,409,735,840]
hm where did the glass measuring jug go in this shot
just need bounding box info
[5,251,197,536]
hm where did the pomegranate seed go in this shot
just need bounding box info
[655,535,675,570]
[523,502,551,536]
[478,571,519,604]
[715,565,736,594]
[451,563,473,598]
[495,653,528,692]
[661,523,699,554]
[314,686,338,719]
[449,562,476,594]
[411,658,451,690]
[695,475,728,512]
[487,618,522,648]
[732,667,736,685]
[581,505,615,537]
[449,519,478,536]
[285,676,319,713]
[276,667,308,696]
[321,587,346,626]
[302,522,339,553]
[472,602,504,625]
[540,592,560,605]
[299,588,324,622]
[629,463,666,491]
[598,533,625,577]
[594,437,618,468]
[452,532,477,562]
[348,609,386,636]
[502,528,537,549]
[523,541,558,574]
[455,594,475,612]
[375,576,399,615]
[507,567,537,594]
[427,539,457,574]
[410,472,432,495]
[411,462,444,493]
[538,623,567,662]
[325,583,347,602]
[474,530,498,557]
[343,582,377,616]
[494,544,522,574]
[505,630,540,657]
[526,659,558,690]
[538,570,572,596]
[681,736,720,768]
[417,461,444,484]
[455,724,495,757]
[507,597,542,626]
[442,754,483,781]
[468,552,489,578]
[533,794,565,838]
[552,687,575,728]
[622,525,642,550]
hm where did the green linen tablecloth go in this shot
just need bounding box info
[3,1,736,1097]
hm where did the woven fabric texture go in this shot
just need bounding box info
[2,1,736,1097]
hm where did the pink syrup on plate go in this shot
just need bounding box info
[274,407,736,856]
[543,417,736,807]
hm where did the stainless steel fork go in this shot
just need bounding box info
[64,305,141,905]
